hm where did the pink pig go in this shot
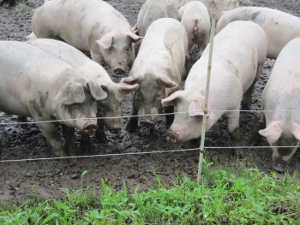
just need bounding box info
[31,0,142,74]
[258,38,300,172]
[162,21,267,150]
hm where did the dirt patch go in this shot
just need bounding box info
[0,0,300,204]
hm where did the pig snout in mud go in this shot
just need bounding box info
[166,124,188,144]
[78,119,98,134]
[107,120,122,134]
[272,156,289,172]
[138,107,158,126]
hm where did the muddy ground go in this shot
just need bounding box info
[0,0,300,204]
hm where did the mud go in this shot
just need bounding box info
[0,0,300,204]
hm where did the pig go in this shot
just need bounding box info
[216,7,300,59]
[0,41,108,156]
[171,0,239,22]
[135,0,180,37]
[30,0,142,74]
[121,18,189,132]
[162,21,267,153]
[178,1,211,59]
[25,39,139,148]
[257,38,300,172]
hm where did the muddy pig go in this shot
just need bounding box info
[171,0,239,22]
[216,7,300,59]
[121,18,189,132]
[0,41,107,156]
[26,39,139,149]
[30,0,142,75]
[178,1,210,59]
[162,21,267,153]
[257,38,300,172]
[135,0,180,37]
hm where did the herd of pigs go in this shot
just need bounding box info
[0,0,300,172]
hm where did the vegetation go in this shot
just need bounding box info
[0,160,299,224]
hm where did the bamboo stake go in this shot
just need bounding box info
[197,13,216,184]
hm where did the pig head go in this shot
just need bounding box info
[31,0,142,75]
[259,121,300,172]
[122,73,178,129]
[162,91,212,143]
[93,29,142,74]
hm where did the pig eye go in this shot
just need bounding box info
[108,46,114,53]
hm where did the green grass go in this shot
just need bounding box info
[0,159,299,224]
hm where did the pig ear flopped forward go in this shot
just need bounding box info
[292,123,300,140]
[161,90,184,106]
[55,81,86,105]
[188,98,205,118]
[121,76,141,85]
[118,83,139,96]
[156,75,178,88]
[127,32,143,43]
[87,80,108,101]
[258,120,283,144]
[96,33,113,49]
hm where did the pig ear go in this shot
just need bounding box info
[117,83,139,96]
[156,75,178,88]
[55,81,85,105]
[87,80,108,101]
[292,123,300,140]
[161,90,184,106]
[121,76,141,85]
[96,33,113,49]
[178,6,185,19]
[189,98,204,117]
[258,121,283,144]
[127,32,143,43]
[189,96,212,118]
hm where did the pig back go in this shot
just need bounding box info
[32,0,131,51]
[197,20,267,93]
[26,39,109,81]
[136,0,180,36]
[0,41,85,116]
[217,7,300,59]
[137,18,188,80]
[261,38,300,124]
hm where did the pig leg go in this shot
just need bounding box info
[95,119,108,143]
[18,116,28,129]
[80,133,92,153]
[226,110,243,157]
[250,114,265,146]
[241,82,255,110]
[242,63,263,110]
[62,125,78,156]
[125,108,138,133]
[36,122,67,157]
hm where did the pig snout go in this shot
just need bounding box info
[83,124,98,134]
[140,117,155,126]
[113,62,126,74]
[166,124,188,144]
[138,107,158,126]
[272,156,289,172]
[106,118,122,134]
[78,118,98,134]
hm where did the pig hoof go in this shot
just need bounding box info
[166,136,177,144]
[54,149,67,157]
